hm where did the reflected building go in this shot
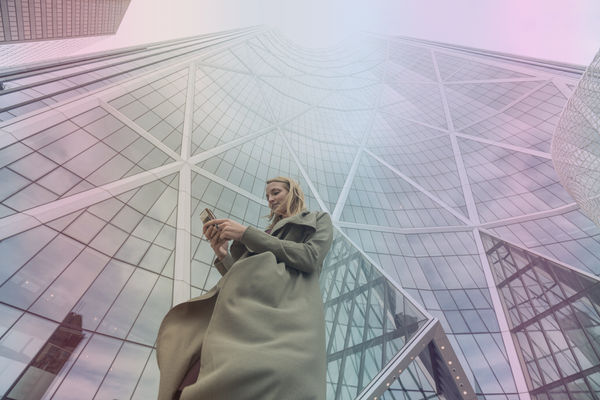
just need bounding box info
[0,27,599,399]
[5,312,84,400]
[481,233,600,397]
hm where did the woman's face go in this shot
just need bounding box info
[266,182,289,216]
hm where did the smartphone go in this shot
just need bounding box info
[200,208,216,224]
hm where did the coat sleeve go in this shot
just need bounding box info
[214,254,234,276]
[213,240,247,276]
[240,212,333,274]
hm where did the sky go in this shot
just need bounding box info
[74,0,600,66]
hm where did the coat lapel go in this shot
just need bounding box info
[271,211,317,237]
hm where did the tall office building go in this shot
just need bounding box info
[0,27,598,400]
[0,0,131,43]
[0,0,131,68]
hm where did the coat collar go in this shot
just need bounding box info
[271,210,316,236]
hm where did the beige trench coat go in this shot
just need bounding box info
[156,211,333,400]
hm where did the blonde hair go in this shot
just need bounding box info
[266,176,306,229]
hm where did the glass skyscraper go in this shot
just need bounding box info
[0,0,131,68]
[0,0,131,43]
[0,27,598,399]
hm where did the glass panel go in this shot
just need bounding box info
[127,276,173,345]
[131,350,160,400]
[29,247,109,322]
[72,260,135,331]
[0,234,84,309]
[0,314,58,397]
[94,342,152,400]
[97,268,158,339]
[321,229,430,398]
[482,231,600,395]
[50,334,121,400]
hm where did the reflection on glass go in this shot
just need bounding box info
[131,350,160,400]
[128,276,173,345]
[49,334,121,400]
[322,230,429,399]
[5,312,84,400]
[380,361,439,400]
[0,234,84,309]
[97,268,158,339]
[30,247,109,322]
[482,231,600,397]
[94,342,151,400]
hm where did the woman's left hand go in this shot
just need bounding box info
[204,219,248,241]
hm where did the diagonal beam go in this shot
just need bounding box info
[356,320,476,400]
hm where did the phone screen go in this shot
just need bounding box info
[200,208,216,224]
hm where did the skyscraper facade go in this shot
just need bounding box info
[0,36,104,68]
[0,28,598,400]
[0,0,131,68]
[0,0,131,43]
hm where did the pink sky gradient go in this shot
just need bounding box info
[69,0,600,66]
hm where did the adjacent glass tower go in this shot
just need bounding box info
[0,28,598,400]
[0,0,131,67]
[0,0,131,43]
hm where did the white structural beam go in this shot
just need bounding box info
[473,228,533,399]
[336,221,473,234]
[432,50,481,225]
[101,101,182,161]
[480,227,600,283]
[364,148,471,225]
[356,320,477,400]
[173,164,192,306]
[171,63,197,306]
[0,162,183,240]
[331,42,389,222]
[480,202,579,229]
[433,50,532,399]
[458,80,549,132]
[190,165,268,206]
[331,149,363,221]
[453,131,552,160]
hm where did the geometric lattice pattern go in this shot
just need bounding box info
[481,232,600,398]
[0,27,596,400]
[552,49,600,227]
[322,231,430,398]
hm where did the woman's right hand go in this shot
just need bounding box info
[203,222,229,260]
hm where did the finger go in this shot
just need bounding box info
[209,229,219,242]
[203,222,218,233]
[205,218,229,226]
[204,226,214,239]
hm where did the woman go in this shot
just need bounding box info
[156,177,333,400]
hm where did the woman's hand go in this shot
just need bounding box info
[203,222,229,260]
[204,219,248,241]
[203,219,247,259]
